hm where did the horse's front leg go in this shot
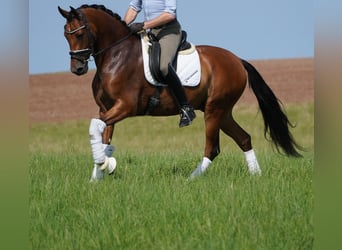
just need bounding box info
[89,100,134,182]
[89,118,116,182]
[189,108,222,179]
[102,124,114,144]
[102,124,115,163]
[99,99,133,126]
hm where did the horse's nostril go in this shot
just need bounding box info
[77,67,84,74]
[71,63,88,75]
[71,66,84,75]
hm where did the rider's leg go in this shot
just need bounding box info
[157,27,196,127]
[164,64,196,127]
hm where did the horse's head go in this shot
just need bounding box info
[59,5,134,75]
[58,6,94,75]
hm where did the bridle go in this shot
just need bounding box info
[65,8,93,63]
[65,8,133,63]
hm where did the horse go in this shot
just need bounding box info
[58,4,302,180]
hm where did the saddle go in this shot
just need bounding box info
[148,30,192,83]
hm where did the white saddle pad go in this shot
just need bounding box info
[141,34,201,87]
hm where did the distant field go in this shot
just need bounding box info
[29,58,314,249]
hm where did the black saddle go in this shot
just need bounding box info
[148,30,192,83]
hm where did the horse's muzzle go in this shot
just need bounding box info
[71,60,89,75]
[69,49,91,75]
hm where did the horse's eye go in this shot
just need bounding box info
[76,33,84,39]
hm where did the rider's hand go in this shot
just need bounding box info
[129,22,145,34]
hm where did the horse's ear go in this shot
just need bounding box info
[69,6,81,20]
[70,6,76,12]
[58,6,69,19]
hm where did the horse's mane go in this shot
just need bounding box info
[78,4,129,29]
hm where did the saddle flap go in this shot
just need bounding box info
[141,32,201,87]
[147,34,163,83]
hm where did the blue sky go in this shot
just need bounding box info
[29,0,313,74]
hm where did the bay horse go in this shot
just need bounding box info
[58,4,301,179]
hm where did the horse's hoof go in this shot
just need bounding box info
[189,167,203,180]
[90,165,104,182]
[247,160,262,176]
[249,168,262,176]
[107,157,117,175]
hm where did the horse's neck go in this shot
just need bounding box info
[94,23,141,73]
[95,20,129,49]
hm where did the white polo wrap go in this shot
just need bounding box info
[89,118,107,164]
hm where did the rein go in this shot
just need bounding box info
[66,8,133,62]
[92,32,133,58]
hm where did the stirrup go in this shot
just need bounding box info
[179,105,196,128]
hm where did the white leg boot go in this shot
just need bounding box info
[103,144,117,175]
[90,164,105,182]
[189,157,212,179]
[244,149,262,175]
[89,118,107,164]
[89,156,117,182]
[101,156,117,175]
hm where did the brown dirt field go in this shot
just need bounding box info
[29,58,313,123]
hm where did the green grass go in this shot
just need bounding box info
[29,103,314,249]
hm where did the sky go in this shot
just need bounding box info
[29,0,313,74]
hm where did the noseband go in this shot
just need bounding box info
[65,8,133,63]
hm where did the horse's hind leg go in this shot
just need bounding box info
[220,113,261,175]
[189,109,223,179]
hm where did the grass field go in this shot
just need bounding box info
[29,103,314,249]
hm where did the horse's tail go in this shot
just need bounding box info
[241,59,302,157]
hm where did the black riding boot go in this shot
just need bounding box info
[164,64,196,127]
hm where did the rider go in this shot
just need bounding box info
[124,0,196,127]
